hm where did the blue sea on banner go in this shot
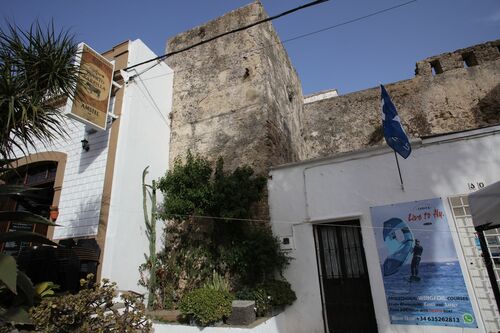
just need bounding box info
[383,261,477,327]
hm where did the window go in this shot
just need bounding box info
[430,60,443,75]
[462,52,478,68]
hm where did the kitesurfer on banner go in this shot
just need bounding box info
[411,239,423,279]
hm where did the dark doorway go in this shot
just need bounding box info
[314,221,378,333]
[1,161,57,255]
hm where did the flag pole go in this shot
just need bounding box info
[394,151,405,191]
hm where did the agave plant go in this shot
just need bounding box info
[0,21,80,159]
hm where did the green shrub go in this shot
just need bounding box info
[141,153,291,309]
[235,288,271,317]
[211,158,266,219]
[259,280,296,307]
[179,287,234,326]
[158,154,266,221]
[219,227,291,285]
[235,280,296,317]
[30,275,151,333]
[158,151,214,220]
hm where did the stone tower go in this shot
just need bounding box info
[166,1,304,173]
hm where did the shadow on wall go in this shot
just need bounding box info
[59,195,103,237]
[78,125,109,174]
[422,134,500,201]
[473,83,500,126]
[299,133,500,333]
[274,308,302,333]
[76,195,102,223]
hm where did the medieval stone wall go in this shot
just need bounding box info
[166,1,303,174]
[302,40,500,160]
[166,1,499,169]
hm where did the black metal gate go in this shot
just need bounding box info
[315,221,378,333]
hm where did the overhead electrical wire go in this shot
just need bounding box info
[161,213,479,235]
[282,0,417,43]
[53,1,473,237]
[60,203,481,236]
[134,75,171,127]
[126,0,418,83]
[119,0,421,156]
[115,0,425,223]
[124,0,329,73]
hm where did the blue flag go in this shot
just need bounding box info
[381,84,411,159]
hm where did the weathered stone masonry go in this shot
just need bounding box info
[166,1,500,169]
[166,2,304,174]
[303,40,500,160]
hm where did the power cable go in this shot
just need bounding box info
[161,213,481,235]
[56,203,484,236]
[124,0,329,73]
[55,212,480,235]
[133,73,171,127]
[127,0,418,84]
[128,60,162,78]
[282,0,417,44]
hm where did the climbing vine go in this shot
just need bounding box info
[139,152,292,310]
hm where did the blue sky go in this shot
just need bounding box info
[2,0,499,95]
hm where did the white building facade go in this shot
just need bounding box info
[3,39,173,293]
[268,126,500,333]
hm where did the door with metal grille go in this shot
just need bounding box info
[315,221,378,333]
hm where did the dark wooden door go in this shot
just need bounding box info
[315,221,378,333]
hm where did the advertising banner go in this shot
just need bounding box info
[66,43,114,130]
[371,198,477,328]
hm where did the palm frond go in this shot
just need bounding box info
[0,21,80,159]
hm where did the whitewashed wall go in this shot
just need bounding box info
[11,116,110,239]
[153,311,288,333]
[268,127,500,333]
[100,39,173,292]
[53,121,110,239]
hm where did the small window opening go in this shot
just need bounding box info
[462,52,478,68]
[286,85,295,102]
[243,68,250,80]
[430,60,443,75]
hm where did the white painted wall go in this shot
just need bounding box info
[10,117,110,239]
[100,39,173,292]
[268,127,500,333]
[53,121,110,239]
[8,39,173,294]
[153,311,289,333]
[304,89,338,104]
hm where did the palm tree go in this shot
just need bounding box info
[0,21,80,327]
[0,21,80,158]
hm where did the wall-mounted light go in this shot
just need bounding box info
[81,138,90,152]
